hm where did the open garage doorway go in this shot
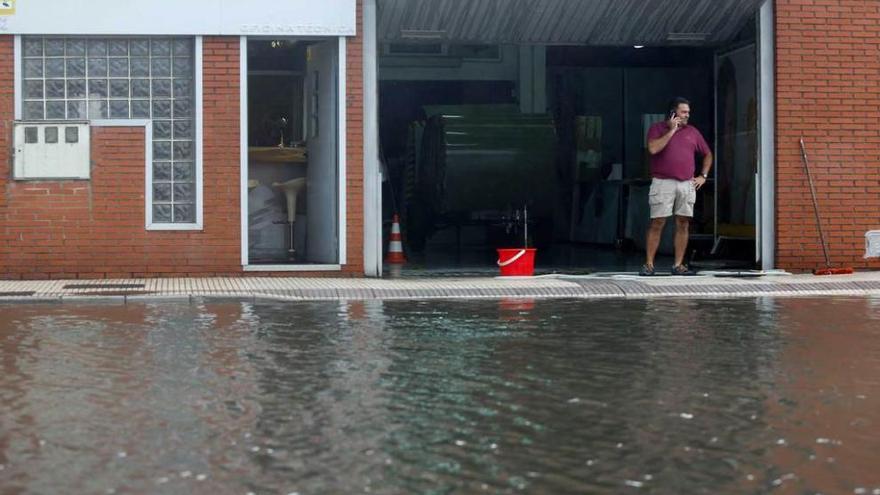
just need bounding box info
[376,0,768,277]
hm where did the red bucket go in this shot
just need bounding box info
[496,248,536,277]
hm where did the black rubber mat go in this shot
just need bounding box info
[62,283,146,290]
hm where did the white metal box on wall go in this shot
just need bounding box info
[13,121,91,180]
[866,231,880,258]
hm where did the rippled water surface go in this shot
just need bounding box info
[2,297,880,494]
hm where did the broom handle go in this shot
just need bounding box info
[799,138,831,267]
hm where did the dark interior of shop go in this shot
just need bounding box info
[379,19,758,276]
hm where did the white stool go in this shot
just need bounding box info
[273,178,307,259]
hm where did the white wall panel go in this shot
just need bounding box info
[3,0,355,36]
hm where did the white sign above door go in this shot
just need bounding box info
[3,0,356,36]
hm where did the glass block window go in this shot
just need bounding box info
[22,37,197,224]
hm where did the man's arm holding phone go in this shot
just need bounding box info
[647,112,681,155]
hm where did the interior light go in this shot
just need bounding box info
[633,45,645,49]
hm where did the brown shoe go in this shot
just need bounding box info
[671,264,697,276]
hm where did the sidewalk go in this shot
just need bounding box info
[2,272,880,303]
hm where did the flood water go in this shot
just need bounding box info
[2,297,880,494]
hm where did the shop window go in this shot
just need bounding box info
[21,36,197,225]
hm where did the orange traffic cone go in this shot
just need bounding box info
[385,214,406,264]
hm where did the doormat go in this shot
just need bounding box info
[62,283,146,290]
[0,291,36,297]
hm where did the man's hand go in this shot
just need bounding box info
[649,115,682,154]
[693,175,707,190]
[667,114,682,132]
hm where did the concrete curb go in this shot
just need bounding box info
[1,273,880,304]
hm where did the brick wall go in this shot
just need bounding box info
[0,36,11,275]
[10,0,880,278]
[0,37,242,279]
[344,0,366,275]
[1,23,366,278]
[776,0,880,271]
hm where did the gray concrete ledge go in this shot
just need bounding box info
[1,272,880,304]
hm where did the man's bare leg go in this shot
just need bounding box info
[673,216,690,267]
[645,217,667,269]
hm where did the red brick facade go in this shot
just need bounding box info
[344,0,366,276]
[0,38,242,278]
[0,36,11,275]
[0,9,365,278]
[4,1,880,277]
[775,0,880,271]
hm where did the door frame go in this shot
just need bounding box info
[239,36,347,271]
[709,0,775,270]
[757,0,775,270]
[713,42,758,264]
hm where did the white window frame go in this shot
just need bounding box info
[758,1,775,270]
[14,35,204,232]
[239,35,346,271]
[147,36,204,231]
[14,36,22,119]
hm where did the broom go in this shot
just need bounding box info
[798,138,854,275]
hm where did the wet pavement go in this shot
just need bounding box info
[2,297,880,494]
[397,243,662,278]
[3,272,880,304]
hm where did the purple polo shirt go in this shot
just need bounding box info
[647,122,711,181]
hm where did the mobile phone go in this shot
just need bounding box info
[669,110,677,120]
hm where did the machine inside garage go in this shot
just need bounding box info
[376,0,768,274]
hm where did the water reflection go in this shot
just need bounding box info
[756,298,880,494]
[0,297,879,493]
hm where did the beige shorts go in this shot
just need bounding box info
[649,178,696,218]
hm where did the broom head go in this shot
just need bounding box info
[813,267,854,276]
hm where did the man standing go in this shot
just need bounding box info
[640,97,713,276]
